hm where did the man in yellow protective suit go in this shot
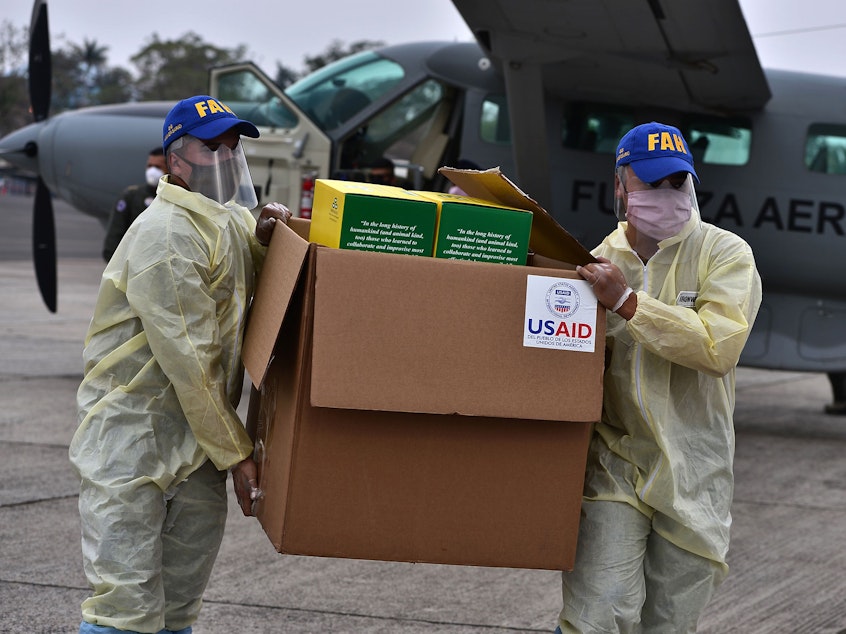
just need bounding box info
[556,122,762,633]
[71,95,291,634]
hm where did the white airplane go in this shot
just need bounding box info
[2,0,845,414]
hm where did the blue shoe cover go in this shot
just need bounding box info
[80,623,128,634]
[79,622,192,634]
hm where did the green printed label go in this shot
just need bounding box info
[434,204,531,265]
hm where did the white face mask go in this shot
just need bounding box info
[625,188,691,242]
[145,166,164,188]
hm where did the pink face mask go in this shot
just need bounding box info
[625,188,691,242]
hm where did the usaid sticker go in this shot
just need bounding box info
[524,275,597,352]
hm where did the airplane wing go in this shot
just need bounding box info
[451,0,771,112]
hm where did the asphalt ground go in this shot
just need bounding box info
[1,192,845,633]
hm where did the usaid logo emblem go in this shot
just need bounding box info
[545,281,580,319]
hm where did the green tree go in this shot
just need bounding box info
[274,62,300,89]
[96,66,134,104]
[34,36,132,111]
[0,14,387,138]
[0,20,28,75]
[131,32,249,100]
[77,38,108,74]
[50,47,83,111]
[0,20,30,136]
[66,38,109,107]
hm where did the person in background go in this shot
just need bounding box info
[71,95,291,634]
[556,121,762,633]
[447,158,481,195]
[365,156,398,186]
[102,147,167,261]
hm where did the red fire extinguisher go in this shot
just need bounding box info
[299,172,317,219]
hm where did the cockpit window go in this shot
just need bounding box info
[286,51,405,130]
[216,69,299,129]
[806,123,846,175]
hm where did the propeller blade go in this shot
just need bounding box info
[28,0,51,122]
[28,0,56,312]
[33,176,57,312]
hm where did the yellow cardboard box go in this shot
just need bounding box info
[309,179,436,256]
[413,190,532,265]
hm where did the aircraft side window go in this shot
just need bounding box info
[560,104,635,154]
[806,124,846,175]
[216,69,298,129]
[558,107,752,166]
[481,95,511,144]
[683,118,751,166]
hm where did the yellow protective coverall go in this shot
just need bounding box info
[559,206,762,633]
[70,177,266,633]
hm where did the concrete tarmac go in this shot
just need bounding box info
[1,193,845,633]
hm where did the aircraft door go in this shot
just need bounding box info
[210,63,332,216]
[332,79,464,189]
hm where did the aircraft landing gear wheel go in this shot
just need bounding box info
[824,371,846,415]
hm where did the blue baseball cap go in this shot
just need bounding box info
[615,122,699,184]
[163,95,259,151]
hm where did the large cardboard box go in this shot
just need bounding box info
[309,179,436,256]
[243,170,604,571]
[413,190,533,265]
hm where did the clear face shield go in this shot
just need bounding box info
[614,166,699,256]
[168,134,258,209]
[614,165,699,222]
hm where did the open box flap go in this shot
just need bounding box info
[243,219,311,388]
[438,166,596,266]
